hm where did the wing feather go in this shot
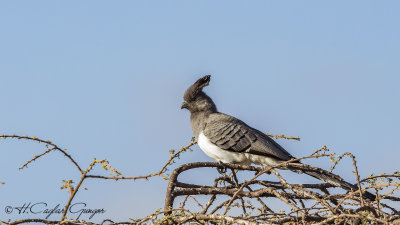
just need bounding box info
[203,113,294,161]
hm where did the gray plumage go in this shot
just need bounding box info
[182,75,293,164]
[181,75,375,201]
[203,113,293,161]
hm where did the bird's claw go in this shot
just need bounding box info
[217,167,227,174]
[217,161,228,175]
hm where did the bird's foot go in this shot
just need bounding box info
[217,161,234,186]
[216,163,242,188]
[217,161,228,175]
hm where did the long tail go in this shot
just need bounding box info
[286,164,376,201]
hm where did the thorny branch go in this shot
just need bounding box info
[1,133,400,225]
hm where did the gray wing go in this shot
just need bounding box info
[203,113,294,161]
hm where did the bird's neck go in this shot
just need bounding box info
[190,110,213,139]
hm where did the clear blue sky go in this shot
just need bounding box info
[1,0,399,222]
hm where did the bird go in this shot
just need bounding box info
[181,75,375,201]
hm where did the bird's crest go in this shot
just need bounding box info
[184,75,211,102]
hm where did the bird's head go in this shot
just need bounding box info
[181,75,217,113]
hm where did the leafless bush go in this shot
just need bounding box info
[1,134,400,225]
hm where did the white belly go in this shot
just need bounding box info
[198,132,282,166]
[198,132,250,165]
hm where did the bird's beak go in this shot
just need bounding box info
[181,101,189,109]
